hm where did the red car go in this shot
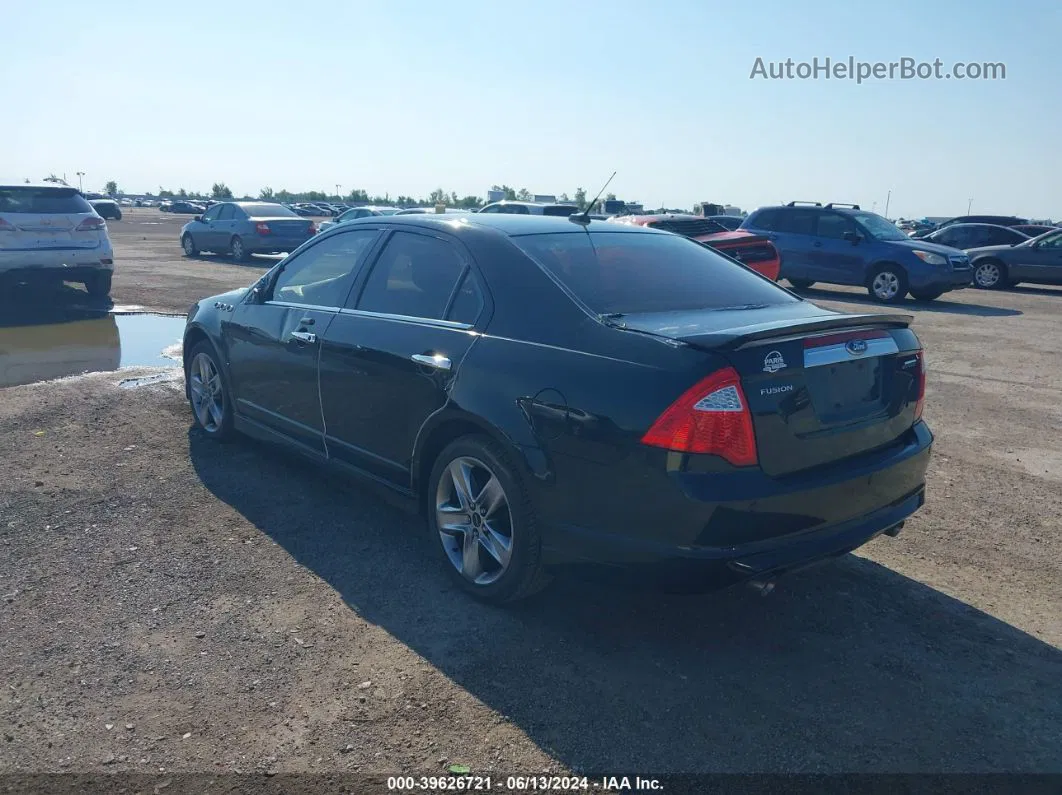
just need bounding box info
[609,214,781,281]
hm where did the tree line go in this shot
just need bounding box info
[102,181,602,210]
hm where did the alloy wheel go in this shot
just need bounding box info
[231,238,244,260]
[872,271,900,300]
[435,456,514,585]
[189,352,225,433]
[183,235,195,256]
[975,261,1001,288]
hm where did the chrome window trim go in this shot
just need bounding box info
[803,336,899,369]
[337,307,473,330]
[266,300,341,312]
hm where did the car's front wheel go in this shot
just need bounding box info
[84,271,112,298]
[867,265,908,304]
[787,278,815,290]
[427,436,549,603]
[186,342,234,440]
[182,234,199,257]
[974,259,1006,289]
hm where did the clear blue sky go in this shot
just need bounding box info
[5,0,1059,218]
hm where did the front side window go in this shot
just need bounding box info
[355,232,466,320]
[201,205,223,222]
[1036,231,1062,249]
[511,231,796,315]
[271,229,379,307]
[851,212,908,241]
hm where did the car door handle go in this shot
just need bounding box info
[290,330,317,343]
[411,353,451,371]
[298,316,315,325]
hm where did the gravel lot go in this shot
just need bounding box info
[1,208,1060,777]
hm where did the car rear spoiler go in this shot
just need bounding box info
[680,312,914,351]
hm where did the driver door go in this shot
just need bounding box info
[195,203,224,249]
[222,228,382,455]
[1018,231,1062,283]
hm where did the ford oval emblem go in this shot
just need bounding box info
[846,339,868,355]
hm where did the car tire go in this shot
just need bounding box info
[867,264,908,304]
[230,236,249,262]
[973,259,1006,289]
[787,278,815,290]
[114,210,122,221]
[426,435,550,604]
[910,287,945,302]
[84,271,112,298]
[186,341,235,441]
[181,234,199,257]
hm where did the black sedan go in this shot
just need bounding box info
[183,214,931,603]
[967,227,1062,288]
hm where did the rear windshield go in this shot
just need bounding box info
[0,187,94,214]
[240,203,298,218]
[541,205,579,217]
[510,231,797,315]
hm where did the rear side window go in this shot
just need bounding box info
[0,187,93,214]
[240,203,297,218]
[815,212,858,240]
[773,209,817,235]
[745,209,779,230]
[355,231,466,320]
[217,204,235,221]
[511,231,797,315]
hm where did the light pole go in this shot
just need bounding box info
[335,184,341,200]
[967,198,973,214]
[884,190,891,219]
[76,171,85,191]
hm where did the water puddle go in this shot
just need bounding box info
[0,311,185,389]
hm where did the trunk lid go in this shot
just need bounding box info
[621,304,922,476]
[251,216,314,236]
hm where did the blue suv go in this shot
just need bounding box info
[740,202,973,303]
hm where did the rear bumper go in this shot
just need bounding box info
[541,422,932,589]
[248,236,312,253]
[0,247,114,276]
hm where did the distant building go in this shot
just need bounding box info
[533,194,557,203]
[487,189,505,203]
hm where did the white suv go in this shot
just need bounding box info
[0,184,115,297]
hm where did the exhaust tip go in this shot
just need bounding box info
[883,521,905,538]
[748,578,776,597]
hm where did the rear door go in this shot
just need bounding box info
[0,186,100,253]
[809,211,864,284]
[318,229,486,487]
[222,228,381,454]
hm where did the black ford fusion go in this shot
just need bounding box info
[183,214,931,603]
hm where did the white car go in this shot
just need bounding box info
[0,184,115,297]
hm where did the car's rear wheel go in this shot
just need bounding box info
[230,236,248,262]
[84,271,112,298]
[787,278,815,290]
[910,287,945,302]
[867,265,908,304]
[974,259,1006,289]
[182,234,199,257]
[186,342,234,440]
[427,436,549,603]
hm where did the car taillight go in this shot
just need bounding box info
[641,366,758,466]
[914,351,926,420]
[0,218,15,232]
[255,222,271,235]
[76,216,106,231]
[308,222,318,235]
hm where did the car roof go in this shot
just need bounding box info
[328,212,665,237]
[0,183,79,191]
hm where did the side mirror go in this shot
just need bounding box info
[194,215,203,222]
[843,231,862,244]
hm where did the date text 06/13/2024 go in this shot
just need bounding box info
[386,775,664,791]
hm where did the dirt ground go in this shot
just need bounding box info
[1,208,1060,778]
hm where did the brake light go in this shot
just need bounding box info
[255,222,271,235]
[914,351,926,420]
[308,222,318,235]
[0,218,15,232]
[76,216,106,231]
[641,366,758,466]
